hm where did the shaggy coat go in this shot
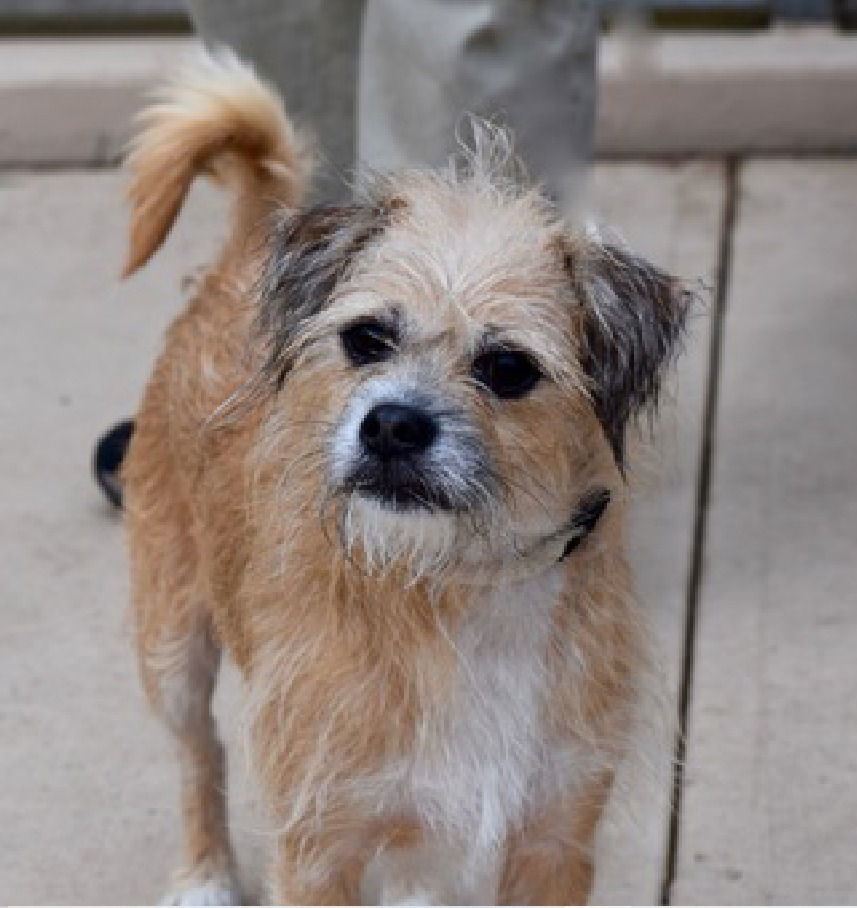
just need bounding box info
[121,51,690,905]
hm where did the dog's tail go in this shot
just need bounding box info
[122,48,312,277]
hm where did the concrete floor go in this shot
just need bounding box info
[1,157,856,905]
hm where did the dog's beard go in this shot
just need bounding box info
[337,493,466,581]
[330,454,553,583]
[340,455,459,512]
[329,416,498,580]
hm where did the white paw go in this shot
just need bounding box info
[162,877,243,906]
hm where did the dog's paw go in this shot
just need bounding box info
[161,876,243,907]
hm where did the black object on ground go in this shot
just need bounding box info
[93,418,135,509]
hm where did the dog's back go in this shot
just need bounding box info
[119,52,313,905]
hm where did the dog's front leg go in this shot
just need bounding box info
[358,839,502,906]
[271,836,364,906]
[274,834,499,905]
[497,772,614,906]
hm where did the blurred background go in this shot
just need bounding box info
[1,1,856,905]
[1,0,856,33]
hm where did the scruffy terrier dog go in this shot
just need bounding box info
[118,51,690,906]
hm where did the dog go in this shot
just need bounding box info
[117,50,691,905]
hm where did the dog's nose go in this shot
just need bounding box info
[359,403,437,459]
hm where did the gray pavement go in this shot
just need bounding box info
[1,157,856,904]
[673,159,857,905]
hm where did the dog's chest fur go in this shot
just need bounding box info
[356,566,571,893]
[407,567,564,830]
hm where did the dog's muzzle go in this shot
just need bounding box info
[345,402,452,510]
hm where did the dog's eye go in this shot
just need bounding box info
[472,349,541,399]
[340,320,396,366]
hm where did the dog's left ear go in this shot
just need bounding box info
[258,203,389,381]
[565,235,694,470]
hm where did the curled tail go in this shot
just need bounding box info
[123,48,312,276]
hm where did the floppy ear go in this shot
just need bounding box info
[568,236,694,469]
[258,203,388,381]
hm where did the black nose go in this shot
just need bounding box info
[359,403,438,459]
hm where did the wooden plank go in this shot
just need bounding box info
[674,159,857,904]
[588,162,724,904]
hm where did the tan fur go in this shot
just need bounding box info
[123,48,311,277]
[121,53,686,905]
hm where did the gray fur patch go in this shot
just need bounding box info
[257,204,388,382]
[576,242,694,469]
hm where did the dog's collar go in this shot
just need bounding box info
[460,485,612,585]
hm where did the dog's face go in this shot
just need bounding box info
[257,160,690,575]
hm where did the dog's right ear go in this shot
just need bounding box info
[563,234,694,470]
[257,203,390,381]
